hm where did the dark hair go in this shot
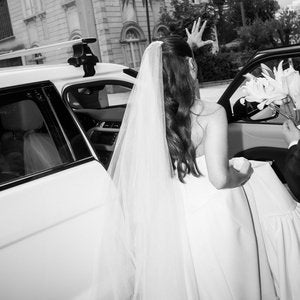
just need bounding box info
[162,37,201,182]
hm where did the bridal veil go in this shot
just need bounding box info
[106,41,199,299]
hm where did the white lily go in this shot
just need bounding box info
[241,74,286,109]
[262,61,290,99]
[241,60,300,123]
[261,63,274,78]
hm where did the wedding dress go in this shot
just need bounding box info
[92,41,300,300]
[180,156,300,299]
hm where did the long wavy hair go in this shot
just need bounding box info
[162,37,201,182]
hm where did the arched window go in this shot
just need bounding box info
[66,31,81,55]
[121,22,146,69]
[69,30,81,41]
[153,24,169,41]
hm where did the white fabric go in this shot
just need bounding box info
[180,156,300,299]
[96,40,300,299]
[23,132,62,174]
[108,41,199,299]
[89,182,134,300]
[244,160,300,300]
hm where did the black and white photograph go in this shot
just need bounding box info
[0,0,300,299]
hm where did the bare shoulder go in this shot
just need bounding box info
[192,101,226,132]
[200,101,226,120]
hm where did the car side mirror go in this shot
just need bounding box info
[248,106,277,121]
[233,99,277,121]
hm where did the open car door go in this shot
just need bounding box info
[219,48,300,181]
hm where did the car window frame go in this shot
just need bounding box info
[62,79,134,109]
[62,79,134,168]
[218,51,300,123]
[0,81,95,191]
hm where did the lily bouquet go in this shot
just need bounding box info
[241,61,300,124]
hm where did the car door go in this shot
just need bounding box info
[219,51,300,180]
[63,80,133,169]
[0,82,113,300]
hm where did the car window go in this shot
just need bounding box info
[64,81,133,168]
[229,58,281,111]
[230,56,300,124]
[0,84,90,187]
[67,83,131,109]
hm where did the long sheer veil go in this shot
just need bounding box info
[108,41,199,299]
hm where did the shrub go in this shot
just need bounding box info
[196,51,240,82]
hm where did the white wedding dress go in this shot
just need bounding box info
[98,42,300,300]
[178,155,300,300]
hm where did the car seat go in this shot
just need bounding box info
[0,100,62,177]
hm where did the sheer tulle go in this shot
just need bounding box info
[108,42,199,299]
[23,132,62,174]
[89,182,134,300]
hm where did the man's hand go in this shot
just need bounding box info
[185,18,213,50]
[282,119,300,145]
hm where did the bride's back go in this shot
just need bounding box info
[190,100,225,158]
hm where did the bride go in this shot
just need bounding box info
[93,22,300,300]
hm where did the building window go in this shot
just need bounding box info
[153,24,169,41]
[125,29,142,68]
[22,0,43,18]
[66,31,81,55]
[23,0,34,15]
[69,30,81,41]
[120,23,146,69]
[0,0,13,40]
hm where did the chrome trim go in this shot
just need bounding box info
[62,93,99,160]
[0,157,96,191]
[42,88,77,161]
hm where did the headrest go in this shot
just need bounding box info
[0,100,44,131]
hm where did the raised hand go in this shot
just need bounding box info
[185,18,214,50]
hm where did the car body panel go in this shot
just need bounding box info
[0,46,133,299]
[228,122,286,158]
[0,160,112,300]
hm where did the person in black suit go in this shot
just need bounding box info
[282,119,300,202]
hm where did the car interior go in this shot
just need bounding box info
[65,81,132,168]
[0,99,64,183]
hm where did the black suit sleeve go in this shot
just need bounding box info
[284,140,300,202]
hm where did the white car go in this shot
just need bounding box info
[0,39,135,300]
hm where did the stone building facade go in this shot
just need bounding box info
[0,0,205,68]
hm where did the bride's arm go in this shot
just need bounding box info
[204,105,252,189]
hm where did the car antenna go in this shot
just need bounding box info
[67,38,99,77]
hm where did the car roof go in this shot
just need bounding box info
[0,38,137,92]
[251,43,300,60]
[0,62,136,91]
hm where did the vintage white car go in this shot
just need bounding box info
[1,38,299,299]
